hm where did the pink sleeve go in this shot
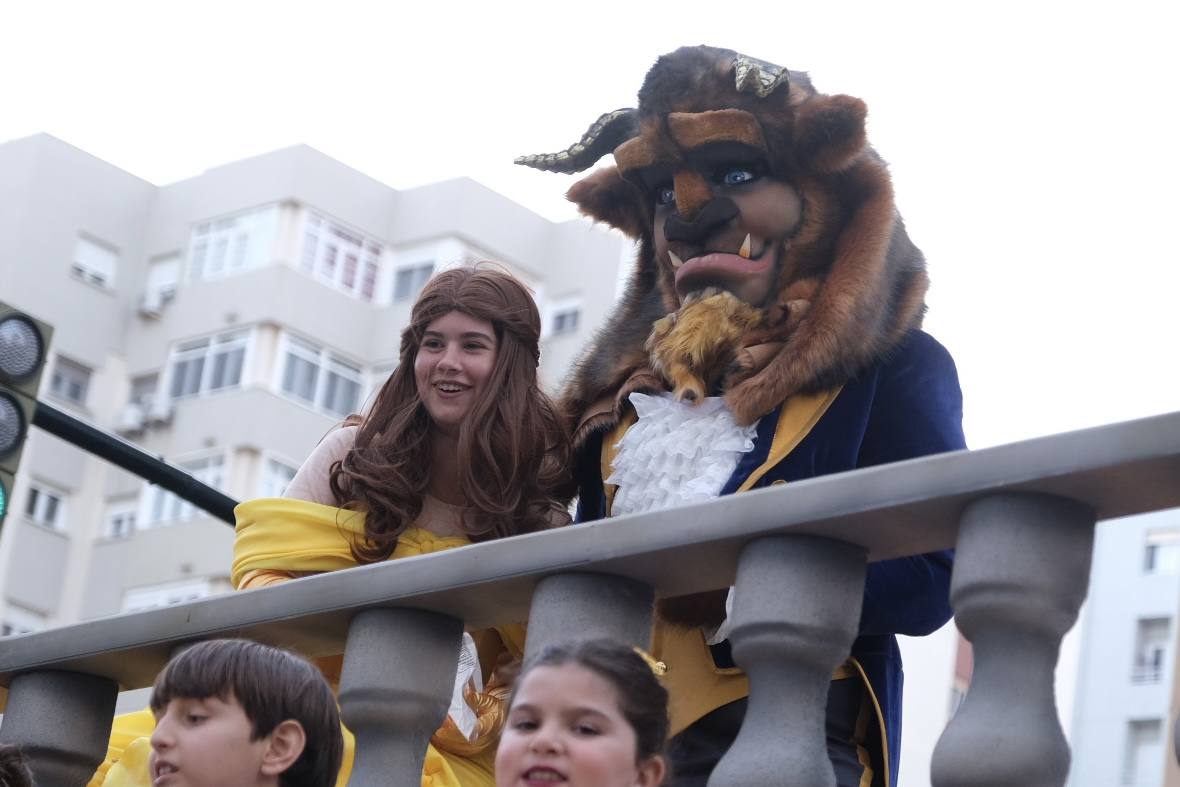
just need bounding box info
[283,425,359,506]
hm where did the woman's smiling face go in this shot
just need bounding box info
[413,310,498,436]
[495,663,664,787]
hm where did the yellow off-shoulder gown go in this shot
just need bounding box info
[90,497,523,787]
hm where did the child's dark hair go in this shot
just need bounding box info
[150,639,342,787]
[0,744,34,787]
[513,639,669,763]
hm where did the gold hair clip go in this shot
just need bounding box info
[633,647,668,676]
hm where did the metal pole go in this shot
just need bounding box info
[32,399,238,524]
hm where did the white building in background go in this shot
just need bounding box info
[1068,510,1180,787]
[0,133,629,632]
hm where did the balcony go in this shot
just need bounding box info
[2,411,1180,786]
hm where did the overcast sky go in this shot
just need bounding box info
[3,0,1177,448]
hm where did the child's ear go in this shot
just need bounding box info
[634,754,666,787]
[260,720,307,778]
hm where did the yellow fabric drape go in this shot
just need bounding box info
[94,498,509,787]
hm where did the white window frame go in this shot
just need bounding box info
[49,355,92,407]
[547,295,583,337]
[139,452,226,528]
[259,455,299,498]
[1,604,46,637]
[187,205,279,282]
[146,252,182,301]
[165,328,253,400]
[123,578,215,613]
[276,332,364,418]
[128,373,160,408]
[393,261,434,302]
[1144,530,1180,574]
[71,236,118,288]
[1132,617,1171,684]
[1122,718,1162,784]
[24,482,68,532]
[299,210,383,301]
[366,360,398,406]
[103,497,139,539]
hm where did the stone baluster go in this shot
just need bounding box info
[1175,712,1180,766]
[338,608,464,787]
[709,535,867,787]
[525,572,654,659]
[931,492,1095,787]
[0,669,118,787]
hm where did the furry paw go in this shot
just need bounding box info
[727,347,757,381]
[646,291,763,404]
[646,312,705,402]
[725,369,793,426]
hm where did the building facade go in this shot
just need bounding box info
[0,133,629,631]
[1068,510,1180,787]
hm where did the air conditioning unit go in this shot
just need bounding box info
[137,287,176,319]
[114,403,147,434]
[146,396,174,427]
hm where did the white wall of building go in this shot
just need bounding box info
[1068,510,1180,787]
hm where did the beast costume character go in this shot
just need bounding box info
[518,46,965,787]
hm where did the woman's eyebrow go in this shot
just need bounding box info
[421,330,493,340]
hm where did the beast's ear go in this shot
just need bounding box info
[793,94,868,174]
[566,166,650,239]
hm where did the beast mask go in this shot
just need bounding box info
[518,45,928,441]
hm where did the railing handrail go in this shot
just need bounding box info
[3,408,1179,691]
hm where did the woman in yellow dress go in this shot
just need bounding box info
[93,266,571,787]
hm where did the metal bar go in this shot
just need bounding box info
[31,399,238,524]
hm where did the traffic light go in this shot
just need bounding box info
[1,303,53,526]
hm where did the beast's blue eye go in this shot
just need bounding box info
[721,168,757,186]
[656,186,676,206]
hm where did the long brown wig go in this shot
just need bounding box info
[330,266,571,563]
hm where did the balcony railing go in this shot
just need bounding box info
[1131,663,1165,684]
[3,411,1180,787]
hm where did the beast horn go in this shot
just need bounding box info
[733,55,790,98]
[514,108,638,174]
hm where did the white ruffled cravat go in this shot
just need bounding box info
[607,392,757,518]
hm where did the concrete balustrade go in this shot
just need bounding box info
[526,572,654,659]
[0,412,1178,784]
[338,608,464,787]
[0,669,117,787]
[1175,711,1179,767]
[931,493,1095,787]
[710,535,867,787]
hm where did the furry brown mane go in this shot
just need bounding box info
[558,46,927,430]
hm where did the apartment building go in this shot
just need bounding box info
[0,133,629,632]
[1068,509,1180,787]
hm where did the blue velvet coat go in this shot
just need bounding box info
[573,329,966,785]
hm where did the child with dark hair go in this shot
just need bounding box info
[146,639,342,787]
[0,744,34,787]
[495,640,669,787]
